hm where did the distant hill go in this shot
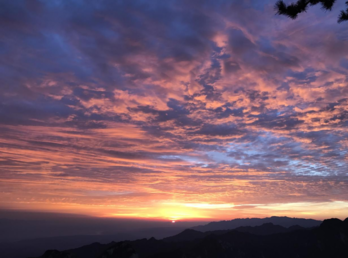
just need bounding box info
[163,222,306,242]
[191,216,321,232]
[1,235,128,258]
[7,217,320,257]
[163,229,205,242]
[0,227,187,258]
[33,218,348,258]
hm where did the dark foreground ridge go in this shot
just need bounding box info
[31,217,348,258]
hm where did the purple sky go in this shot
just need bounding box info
[0,0,348,221]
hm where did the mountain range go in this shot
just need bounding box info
[163,222,306,242]
[191,216,321,232]
[30,216,348,258]
[0,227,186,258]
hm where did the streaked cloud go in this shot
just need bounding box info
[0,0,348,220]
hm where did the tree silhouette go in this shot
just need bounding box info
[275,0,348,23]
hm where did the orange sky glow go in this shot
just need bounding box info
[1,0,348,222]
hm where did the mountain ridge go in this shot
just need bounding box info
[163,222,307,242]
[191,216,321,232]
[32,217,348,258]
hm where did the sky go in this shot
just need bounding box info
[0,0,348,222]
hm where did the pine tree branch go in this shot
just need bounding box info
[275,0,348,23]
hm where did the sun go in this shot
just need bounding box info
[158,203,209,221]
[172,220,176,223]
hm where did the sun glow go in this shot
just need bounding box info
[158,205,210,221]
[105,202,213,221]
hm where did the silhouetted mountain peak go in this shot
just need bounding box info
[163,228,204,242]
[319,218,348,236]
[321,218,343,228]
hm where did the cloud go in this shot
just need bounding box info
[0,0,348,220]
